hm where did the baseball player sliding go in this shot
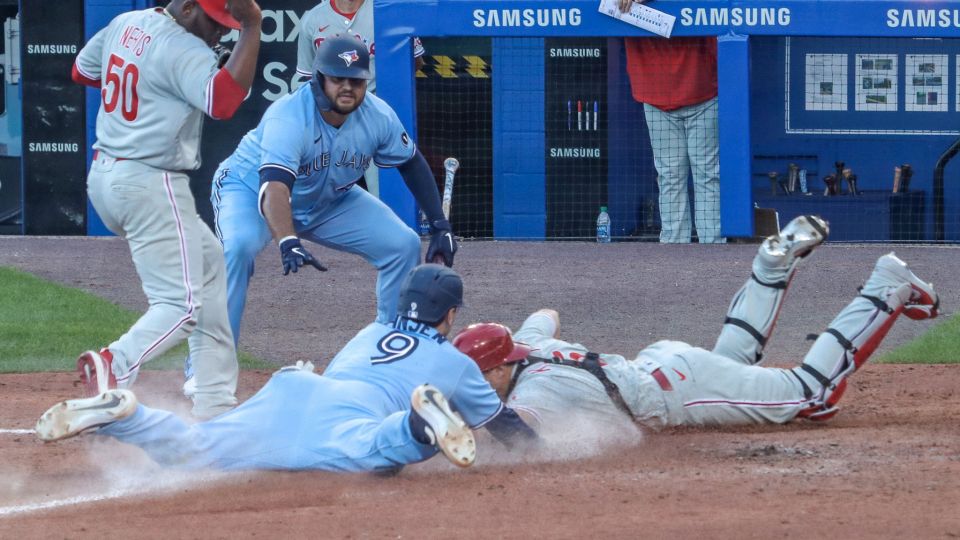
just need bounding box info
[198,36,455,394]
[36,265,537,473]
[70,0,263,419]
[454,216,940,435]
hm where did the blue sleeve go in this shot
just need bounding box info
[484,407,539,449]
[372,104,417,168]
[447,360,505,429]
[257,104,307,183]
[397,150,444,223]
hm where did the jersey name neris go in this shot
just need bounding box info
[118,25,153,57]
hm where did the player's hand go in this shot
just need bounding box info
[618,0,649,12]
[228,0,263,28]
[279,237,327,275]
[426,219,457,267]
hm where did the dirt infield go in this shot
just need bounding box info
[1,237,958,538]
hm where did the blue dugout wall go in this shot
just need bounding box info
[375,0,960,241]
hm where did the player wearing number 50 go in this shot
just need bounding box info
[210,36,456,352]
[69,0,263,419]
[36,265,537,473]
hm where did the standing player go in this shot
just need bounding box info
[291,0,426,93]
[36,265,537,473]
[193,35,455,397]
[454,216,940,435]
[291,1,426,199]
[70,0,263,418]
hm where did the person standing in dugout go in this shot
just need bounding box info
[70,0,263,419]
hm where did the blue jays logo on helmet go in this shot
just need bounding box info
[338,50,360,67]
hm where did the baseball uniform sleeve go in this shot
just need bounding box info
[296,9,318,78]
[256,105,308,187]
[73,26,106,86]
[162,40,245,120]
[372,106,417,168]
[447,361,505,429]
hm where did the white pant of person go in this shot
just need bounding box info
[87,154,238,418]
[644,97,723,244]
[642,245,913,427]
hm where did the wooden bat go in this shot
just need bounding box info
[441,157,459,220]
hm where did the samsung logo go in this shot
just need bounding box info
[27,44,78,54]
[680,7,790,27]
[550,147,601,158]
[887,9,960,27]
[473,8,582,28]
[549,48,601,58]
[28,142,80,152]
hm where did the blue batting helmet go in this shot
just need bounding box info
[397,264,464,325]
[312,35,372,80]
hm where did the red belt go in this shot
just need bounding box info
[93,150,126,161]
[650,368,673,392]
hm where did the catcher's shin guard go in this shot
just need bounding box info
[713,215,829,365]
[794,253,938,421]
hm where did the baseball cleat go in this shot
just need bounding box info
[411,384,476,468]
[865,253,939,319]
[35,389,137,442]
[77,349,117,397]
[765,215,830,261]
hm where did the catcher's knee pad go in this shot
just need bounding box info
[793,284,912,420]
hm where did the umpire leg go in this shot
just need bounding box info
[299,187,420,324]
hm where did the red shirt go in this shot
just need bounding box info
[624,36,718,111]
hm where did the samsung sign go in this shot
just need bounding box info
[680,7,791,27]
[473,8,582,28]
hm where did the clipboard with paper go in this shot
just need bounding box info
[597,0,676,38]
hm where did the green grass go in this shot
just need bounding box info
[0,266,272,373]
[877,312,960,364]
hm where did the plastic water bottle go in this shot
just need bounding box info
[596,206,611,243]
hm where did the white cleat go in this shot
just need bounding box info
[411,384,476,468]
[866,253,939,319]
[764,215,830,261]
[35,389,137,442]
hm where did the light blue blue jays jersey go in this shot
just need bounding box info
[323,319,505,428]
[222,83,416,225]
[100,319,503,472]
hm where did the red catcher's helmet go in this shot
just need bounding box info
[453,323,532,372]
[197,0,241,30]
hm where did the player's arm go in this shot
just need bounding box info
[451,362,540,448]
[72,27,107,87]
[397,150,457,266]
[483,407,540,449]
[204,0,262,119]
[258,166,327,276]
[291,10,317,90]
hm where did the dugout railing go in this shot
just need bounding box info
[374,0,960,243]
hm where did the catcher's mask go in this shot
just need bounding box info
[310,35,372,111]
[397,264,464,325]
[453,323,532,372]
